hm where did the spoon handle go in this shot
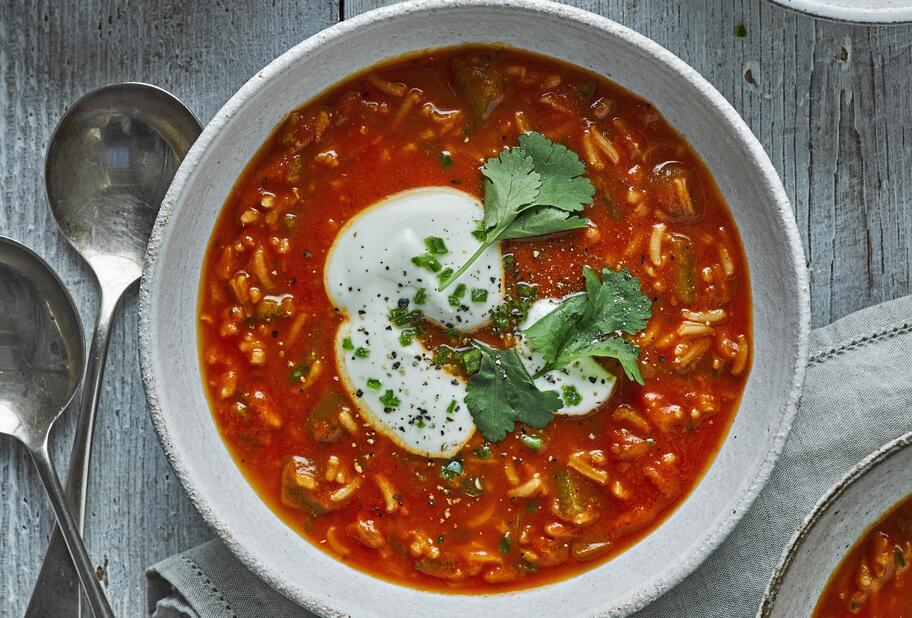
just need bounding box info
[30,442,115,618]
[26,288,122,618]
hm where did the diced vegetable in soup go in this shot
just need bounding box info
[814,495,912,617]
[198,45,752,592]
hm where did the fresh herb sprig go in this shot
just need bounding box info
[437,132,594,291]
[523,267,652,383]
[463,266,651,442]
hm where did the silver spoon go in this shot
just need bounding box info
[26,83,201,617]
[0,237,114,618]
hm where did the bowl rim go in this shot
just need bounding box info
[138,0,811,615]
[759,430,912,616]
[765,0,912,24]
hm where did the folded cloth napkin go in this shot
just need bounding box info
[147,296,912,617]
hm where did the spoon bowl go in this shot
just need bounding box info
[0,236,113,617]
[45,82,201,288]
[0,237,82,448]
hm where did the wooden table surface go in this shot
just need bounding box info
[2,0,911,615]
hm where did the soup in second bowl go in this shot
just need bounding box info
[815,494,912,617]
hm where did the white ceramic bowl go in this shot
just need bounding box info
[760,432,912,616]
[138,1,810,616]
[766,0,912,23]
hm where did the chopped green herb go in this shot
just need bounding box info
[520,434,544,451]
[440,151,454,169]
[342,337,354,350]
[734,22,747,37]
[448,283,467,307]
[416,419,426,429]
[438,132,594,290]
[499,532,512,554]
[424,235,448,255]
[446,399,458,414]
[437,267,454,283]
[413,287,428,305]
[526,502,540,512]
[399,329,415,346]
[464,342,562,442]
[471,288,489,303]
[523,266,651,384]
[456,347,482,375]
[366,378,381,391]
[436,534,446,545]
[515,282,536,300]
[354,347,370,358]
[561,385,583,407]
[379,390,400,408]
[440,459,464,480]
[412,253,442,273]
[491,283,538,334]
[502,254,516,270]
[389,307,423,327]
[432,346,454,367]
[290,364,309,381]
[897,549,907,567]
[473,447,490,459]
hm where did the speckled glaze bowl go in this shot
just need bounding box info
[766,0,912,23]
[760,432,912,616]
[138,1,810,616]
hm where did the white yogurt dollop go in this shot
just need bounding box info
[325,187,617,459]
[325,188,504,458]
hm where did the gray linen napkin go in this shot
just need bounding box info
[147,295,912,617]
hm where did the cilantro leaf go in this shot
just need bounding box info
[524,267,651,384]
[501,207,590,240]
[518,131,595,212]
[523,295,588,364]
[566,336,643,383]
[464,342,562,442]
[438,132,594,291]
[481,147,541,232]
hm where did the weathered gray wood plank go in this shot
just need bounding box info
[0,1,338,615]
[3,0,912,616]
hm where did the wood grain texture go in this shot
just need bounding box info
[0,1,338,615]
[2,0,912,615]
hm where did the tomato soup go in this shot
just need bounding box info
[815,495,912,617]
[198,46,752,591]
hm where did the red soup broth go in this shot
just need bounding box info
[815,495,912,617]
[198,45,752,592]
